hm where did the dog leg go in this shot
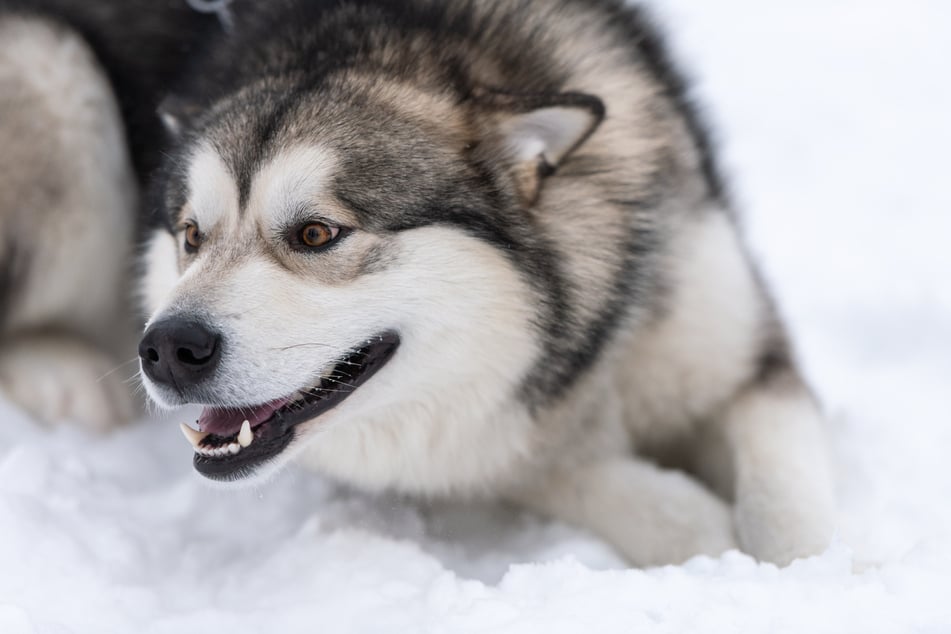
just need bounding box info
[0,334,136,432]
[0,16,138,430]
[719,371,836,564]
[512,456,737,566]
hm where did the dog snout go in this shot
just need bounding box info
[138,318,222,392]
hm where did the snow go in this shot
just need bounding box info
[2,1,951,631]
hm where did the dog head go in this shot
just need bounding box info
[139,74,603,482]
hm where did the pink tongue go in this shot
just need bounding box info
[197,398,290,436]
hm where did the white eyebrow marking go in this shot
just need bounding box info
[186,143,239,229]
[247,144,337,227]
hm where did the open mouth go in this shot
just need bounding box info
[178,331,400,481]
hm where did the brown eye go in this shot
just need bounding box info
[183,222,202,253]
[299,222,340,248]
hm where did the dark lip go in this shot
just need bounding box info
[193,331,400,481]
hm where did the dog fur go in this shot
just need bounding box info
[0,0,834,566]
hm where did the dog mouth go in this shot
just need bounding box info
[178,331,400,481]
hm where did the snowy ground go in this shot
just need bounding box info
[2,1,951,632]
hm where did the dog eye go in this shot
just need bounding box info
[183,221,203,253]
[297,222,340,249]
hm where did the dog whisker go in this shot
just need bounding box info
[318,375,359,390]
[272,342,334,351]
[95,357,141,383]
[328,359,362,368]
[300,386,351,396]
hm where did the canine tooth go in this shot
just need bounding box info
[180,423,209,448]
[238,420,253,448]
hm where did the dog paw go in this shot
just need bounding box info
[734,503,835,566]
[689,493,739,557]
[0,335,137,432]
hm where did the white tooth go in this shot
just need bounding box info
[180,423,209,449]
[228,443,240,455]
[238,420,253,448]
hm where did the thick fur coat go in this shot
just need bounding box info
[0,0,834,565]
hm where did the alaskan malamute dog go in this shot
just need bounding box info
[0,0,834,565]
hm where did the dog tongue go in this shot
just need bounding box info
[197,398,289,436]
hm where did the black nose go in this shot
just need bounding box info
[138,318,222,391]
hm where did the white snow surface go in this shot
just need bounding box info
[2,1,950,632]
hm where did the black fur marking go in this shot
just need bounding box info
[144,152,187,234]
[523,205,662,406]
[748,329,816,403]
[754,342,792,386]
[590,0,728,203]
[744,252,800,390]
[0,239,25,330]
[473,89,606,120]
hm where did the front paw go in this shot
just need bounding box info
[0,335,137,432]
[734,500,835,566]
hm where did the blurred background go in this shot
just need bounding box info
[0,1,949,631]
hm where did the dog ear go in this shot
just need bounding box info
[157,95,203,140]
[471,90,605,206]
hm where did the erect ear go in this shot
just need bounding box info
[470,90,605,206]
[157,94,203,140]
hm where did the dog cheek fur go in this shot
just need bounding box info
[291,226,544,495]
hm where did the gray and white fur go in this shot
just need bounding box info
[0,0,835,566]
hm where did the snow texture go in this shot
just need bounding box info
[2,1,950,632]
